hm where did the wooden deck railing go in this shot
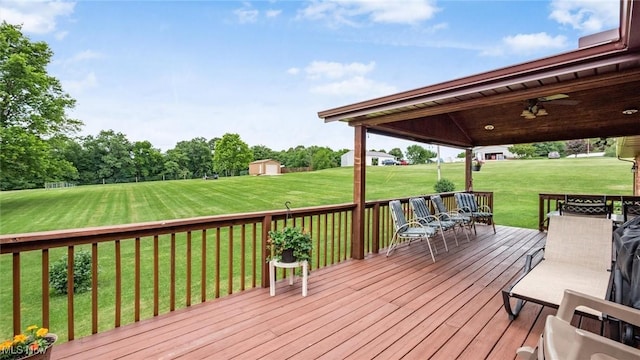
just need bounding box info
[537,193,640,231]
[0,191,491,343]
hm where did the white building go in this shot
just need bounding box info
[340,151,396,167]
[473,145,515,161]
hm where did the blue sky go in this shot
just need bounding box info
[1,0,620,158]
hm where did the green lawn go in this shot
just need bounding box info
[0,156,633,234]
[0,156,634,342]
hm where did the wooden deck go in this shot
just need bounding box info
[50,225,602,359]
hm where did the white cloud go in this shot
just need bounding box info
[266,9,282,18]
[299,0,439,26]
[67,50,102,63]
[549,0,619,33]
[63,71,98,95]
[310,76,396,97]
[503,32,568,55]
[287,67,300,75]
[0,0,75,34]
[305,60,375,80]
[234,4,259,24]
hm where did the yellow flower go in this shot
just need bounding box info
[36,328,48,337]
[13,334,27,343]
[26,325,38,332]
[0,340,12,351]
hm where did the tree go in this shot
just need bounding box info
[251,145,275,161]
[532,142,565,157]
[0,22,82,190]
[565,139,587,156]
[82,130,135,183]
[406,145,430,164]
[388,147,403,160]
[310,147,335,170]
[174,137,212,178]
[213,133,252,176]
[132,140,164,180]
[508,144,537,158]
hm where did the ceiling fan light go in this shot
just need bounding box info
[524,113,537,119]
[521,109,533,117]
[536,108,548,116]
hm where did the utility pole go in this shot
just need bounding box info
[437,145,441,180]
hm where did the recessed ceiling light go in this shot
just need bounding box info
[484,124,495,130]
[622,108,638,115]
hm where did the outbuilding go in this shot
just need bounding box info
[248,159,281,175]
[341,151,396,167]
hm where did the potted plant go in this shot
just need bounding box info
[472,159,484,171]
[0,325,57,360]
[267,226,312,264]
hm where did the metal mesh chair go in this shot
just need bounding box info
[387,200,438,262]
[454,192,496,234]
[431,194,473,239]
[410,197,459,247]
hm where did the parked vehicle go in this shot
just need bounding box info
[382,159,398,165]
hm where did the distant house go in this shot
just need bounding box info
[473,145,515,161]
[340,151,396,167]
[248,159,281,175]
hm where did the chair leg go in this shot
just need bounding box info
[386,233,399,257]
[502,289,525,320]
[426,238,436,263]
[491,217,496,233]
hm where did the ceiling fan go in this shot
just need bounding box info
[520,94,578,119]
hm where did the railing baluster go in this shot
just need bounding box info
[228,226,233,295]
[115,240,121,327]
[240,224,246,291]
[91,243,97,333]
[67,246,74,340]
[170,233,175,311]
[13,253,20,335]
[323,213,328,267]
[215,228,220,298]
[201,229,207,303]
[186,231,191,307]
[153,235,159,316]
[251,223,257,288]
[42,249,49,330]
[135,237,140,321]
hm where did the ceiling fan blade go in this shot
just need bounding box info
[545,99,580,106]
[538,94,569,101]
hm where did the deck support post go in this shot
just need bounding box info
[352,126,366,260]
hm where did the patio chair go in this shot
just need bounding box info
[515,289,640,360]
[502,215,613,320]
[409,197,456,248]
[623,202,640,223]
[387,200,439,262]
[431,194,473,239]
[454,192,496,234]
[559,201,612,218]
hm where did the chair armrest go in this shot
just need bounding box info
[557,289,640,327]
[523,247,545,273]
[415,215,442,227]
[477,205,493,213]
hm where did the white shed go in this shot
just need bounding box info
[340,151,396,167]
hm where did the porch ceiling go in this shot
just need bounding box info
[318,1,640,157]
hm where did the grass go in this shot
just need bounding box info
[0,156,634,342]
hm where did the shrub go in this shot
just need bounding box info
[433,178,455,193]
[49,250,92,295]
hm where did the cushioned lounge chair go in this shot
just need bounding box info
[516,289,640,360]
[502,215,614,320]
[387,200,438,262]
[454,192,496,234]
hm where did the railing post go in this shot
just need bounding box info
[372,203,380,253]
[261,215,272,288]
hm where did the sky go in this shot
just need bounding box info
[0,0,621,159]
